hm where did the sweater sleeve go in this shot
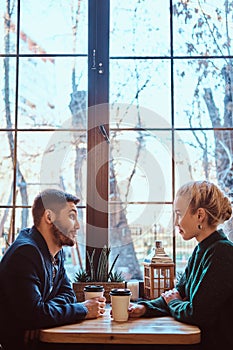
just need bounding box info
[137,296,170,317]
[167,242,233,327]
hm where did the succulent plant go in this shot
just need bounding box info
[74,269,90,282]
[108,270,124,282]
[74,246,123,282]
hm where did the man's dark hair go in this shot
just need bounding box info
[32,188,80,227]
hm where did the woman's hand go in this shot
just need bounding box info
[128,303,147,318]
[161,288,182,305]
[109,302,146,318]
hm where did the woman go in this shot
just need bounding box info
[129,180,233,349]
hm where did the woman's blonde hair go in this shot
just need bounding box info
[176,180,232,226]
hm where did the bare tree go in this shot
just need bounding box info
[173,1,233,195]
[1,0,28,245]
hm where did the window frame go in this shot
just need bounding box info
[1,0,233,278]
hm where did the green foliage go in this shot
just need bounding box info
[109,270,124,282]
[74,269,90,282]
[74,246,123,282]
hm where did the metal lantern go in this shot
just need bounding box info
[143,240,175,300]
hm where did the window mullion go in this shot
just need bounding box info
[86,0,110,272]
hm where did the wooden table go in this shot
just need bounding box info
[39,309,201,349]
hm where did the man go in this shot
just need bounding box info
[0,189,106,350]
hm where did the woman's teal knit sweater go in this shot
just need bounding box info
[138,230,233,349]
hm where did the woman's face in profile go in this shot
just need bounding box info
[174,195,198,241]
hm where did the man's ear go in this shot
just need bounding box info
[45,209,54,224]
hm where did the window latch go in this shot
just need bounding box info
[99,125,110,144]
[91,49,96,70]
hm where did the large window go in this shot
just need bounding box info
[1,0,233,281]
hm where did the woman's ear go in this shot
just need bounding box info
[197,208,206,222]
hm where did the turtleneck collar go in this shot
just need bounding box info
[197,229,227,252]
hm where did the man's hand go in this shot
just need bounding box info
[82,296,106,319]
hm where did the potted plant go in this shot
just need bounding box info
[73,246,125,302]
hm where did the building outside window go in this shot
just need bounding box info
[0,0,232,282]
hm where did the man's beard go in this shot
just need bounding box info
[51,222,75,247]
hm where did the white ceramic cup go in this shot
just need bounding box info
[110,288,132,322]
[84,285,104,300]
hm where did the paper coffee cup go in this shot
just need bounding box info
[84,285,104,300]
[110,288,132,322]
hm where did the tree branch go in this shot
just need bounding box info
[203,88,221,127]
